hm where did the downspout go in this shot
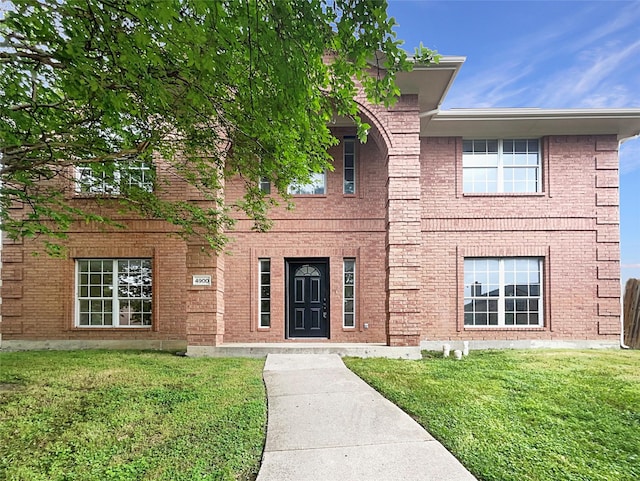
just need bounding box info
[617,134,637,349]
[621,290,630,349]
[419,108,440,118]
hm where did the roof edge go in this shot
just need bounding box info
[435,108,640,120]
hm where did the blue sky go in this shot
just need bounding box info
[387,0,640,286]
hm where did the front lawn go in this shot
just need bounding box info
[0,350,266,481]
[345,350,640,481]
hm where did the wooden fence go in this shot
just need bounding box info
[623,278,640,349]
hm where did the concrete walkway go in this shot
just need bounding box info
[257,354,477,481]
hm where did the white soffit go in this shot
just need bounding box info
[397,56,466,113]
[424,108,640,141]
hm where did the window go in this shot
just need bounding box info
[343,137,356,194]
[463,139,540,193]
[76,161,154,194]
[288,172,326,195]
[343,259,355,327]
[76,259,152,327]
[259,177,271,194]
[259,259,271,328]
[464,258,543,327]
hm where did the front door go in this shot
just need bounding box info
[287,259,329,338]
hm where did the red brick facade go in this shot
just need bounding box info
[1,82,629,350]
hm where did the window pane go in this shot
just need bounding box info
[344,300,354,313]
[344,259,356,327]
[344,313,354,327]
[344,181,355,194]
[259,178,271,194]
[465,256,542,327]
[259,258,271,328]
[289,172,325,195]
[76,258,151,328]
[344,285,354,298]
[261,300,271,313]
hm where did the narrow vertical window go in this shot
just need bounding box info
[343,137,356,194]
[259,259,271,328]
[343,259,355,327]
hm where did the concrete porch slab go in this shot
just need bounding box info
[186,342,422,359]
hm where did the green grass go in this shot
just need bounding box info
[345,350,640,481]
[0,350,266,481]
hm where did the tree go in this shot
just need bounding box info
[0,0,437,254]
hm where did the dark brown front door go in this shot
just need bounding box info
[287,259,329,338]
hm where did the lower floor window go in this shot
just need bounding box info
[76,259,152,327]
[343,259,355,327]
[464,257,543,327]
[259,259,271,328]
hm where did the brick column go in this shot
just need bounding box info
[385,97,422,346]
[593,135,621,336]
[185,245,225,347]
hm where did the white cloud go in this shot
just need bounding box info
[535,38,640,108]
[443,2,640,110]
[622,264,640,269]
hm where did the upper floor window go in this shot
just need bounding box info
[76,259,152,327]
[259,177,271,194]
[464,257,543,327]
[343,137,356,194]
[288,171,326,195]
[463,139,540,193]
[76,161,154,194]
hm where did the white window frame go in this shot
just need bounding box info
[75,161,154,194]
[75,259,152,328]
[464,257,543,328]
[259,258,271,328]
[462,139,541,193]
[343,259,355,328]
[259,177,271,194]
[76,165,121,194]
[288,171,326,195]
[343,137,356,194]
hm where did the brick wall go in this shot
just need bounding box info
[223,127,389,343]
[420,135,620,342]
[1,114,622,348]
[0,157,197,345]
[1,231,188,342]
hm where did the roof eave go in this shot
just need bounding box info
[424,108,640,141]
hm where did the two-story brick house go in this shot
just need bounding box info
[2,56,640,355]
